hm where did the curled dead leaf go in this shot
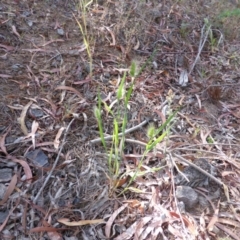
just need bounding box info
[58,218,105,226]
[55,86,83,100]
[54,127,65,149]
[18,101,33,135]
[0,174,18,205]
[105,204,128,238]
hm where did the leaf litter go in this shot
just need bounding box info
[0,0,240,239]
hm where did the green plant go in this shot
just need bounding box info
[207,136,214,144]
[218,8,240,18]
[204,18,220,52]
[94,59,179,193]
[94,63,136,177]
[208,1,240,41]
[120,107,179,195]
[179,23,190,39]
[74,0,94,75]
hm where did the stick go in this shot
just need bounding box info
[33,118,75,204]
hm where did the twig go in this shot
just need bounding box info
[33,118,75,204]
[91,114,223,186]
[189,22,211,74]
[169,153,189,240]
[123,138,223,186]
[195,189,216,211]
[90,119,149,144]
[172,153,223,186]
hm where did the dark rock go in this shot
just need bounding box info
[0,210,9,224]
[176,186,199,209]
[175,158,215,187]
[5,136,17,144]
[0,168,13,183]
[198,196,209,208]
[26,149,49,167]
[28,108,44,119]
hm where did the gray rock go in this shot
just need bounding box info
[199,196,210,208]
[176,186,199,209]
[0,210,9,224]
[57,28,64,36]
[175,158,215,187]
[26,149,49,167]
[177,201,186,213]
[28,108,44,119]
[0,168,13,183]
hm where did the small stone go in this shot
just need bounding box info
[0,169,13,183]
[5,136,16,144]
[0,210,9,224]
[27,20,33,27]
[11,64,23,71]
[26,149,49,167]
[103,72,110,78]
[28,108,44,119]
[57,28,64,36]
[22,11,31,17]
[176,186,199,209]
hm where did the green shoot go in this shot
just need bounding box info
[74,0,93,75]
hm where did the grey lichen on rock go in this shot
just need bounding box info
[175,158,215,188]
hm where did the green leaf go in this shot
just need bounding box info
[117,72,126,100]
[93,105,106,149]
[113,119,119,146]
[125,82,134,105]
[146,130,168,151]
[153,107,180,138]
[130,61,137,77]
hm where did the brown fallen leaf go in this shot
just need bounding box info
[39,39,64,47]
[30,226,65,233]
[0,44,14,51]
[18,101,33,135]
[58,218,105,226]
[105,203,128,238]
[54,127,65,149]
[29,120,39,149]
[0,74,12,78]
[0,174,18,205]
[114,221,138,240]
[7,155,33,182]
[169,211,198,236]
[105,26,116,46]
[0,126,11,155]
[12,25,21,38]
[55,86,84,100]
[114,177,128,188]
